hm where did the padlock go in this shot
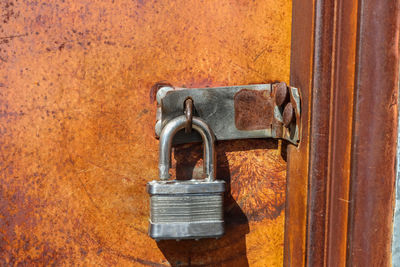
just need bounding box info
[147,115,226,240]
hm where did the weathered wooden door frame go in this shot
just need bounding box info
[284,0,399,266]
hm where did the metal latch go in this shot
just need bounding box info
[154,82,301,145]
[147,81,301,240]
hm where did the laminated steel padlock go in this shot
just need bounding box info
[147,115,226,240]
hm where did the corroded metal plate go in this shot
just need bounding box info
[156,84,300,145]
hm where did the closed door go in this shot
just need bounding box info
[0,0,293,266]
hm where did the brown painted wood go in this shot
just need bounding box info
[0,0,292,265]
[285,0,399,266]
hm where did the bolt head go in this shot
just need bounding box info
[283,102,294,127]
[274,82,288,106]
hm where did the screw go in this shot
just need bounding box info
[274,82,288,106]
[283,102,294,127]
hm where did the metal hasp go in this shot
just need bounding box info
[148,81,300,241]
[155,82,301,145]
[147,115,226,241]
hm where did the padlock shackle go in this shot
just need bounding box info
[159,115,216,181]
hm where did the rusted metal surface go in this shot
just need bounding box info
[305,0,336,265]
[286,0,399,266]
[282,103,293,127]
[0,0,292,265]
[157,85,299,146]
[284,0,314,265]
[274,82,289,107]
[347,1,399,265]
[184,98,193,134]
[234,89,274,131]
[157,84,301,145]
[326,1,358,265]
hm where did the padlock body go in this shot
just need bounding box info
[147,179,225,240]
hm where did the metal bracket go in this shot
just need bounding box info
[154,82,301,145]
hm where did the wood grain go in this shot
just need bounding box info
[0,0,292,265]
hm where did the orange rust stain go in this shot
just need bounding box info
[0,0,291,266]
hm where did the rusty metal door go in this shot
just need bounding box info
[285,0,399,266]
[0,0,292,265]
